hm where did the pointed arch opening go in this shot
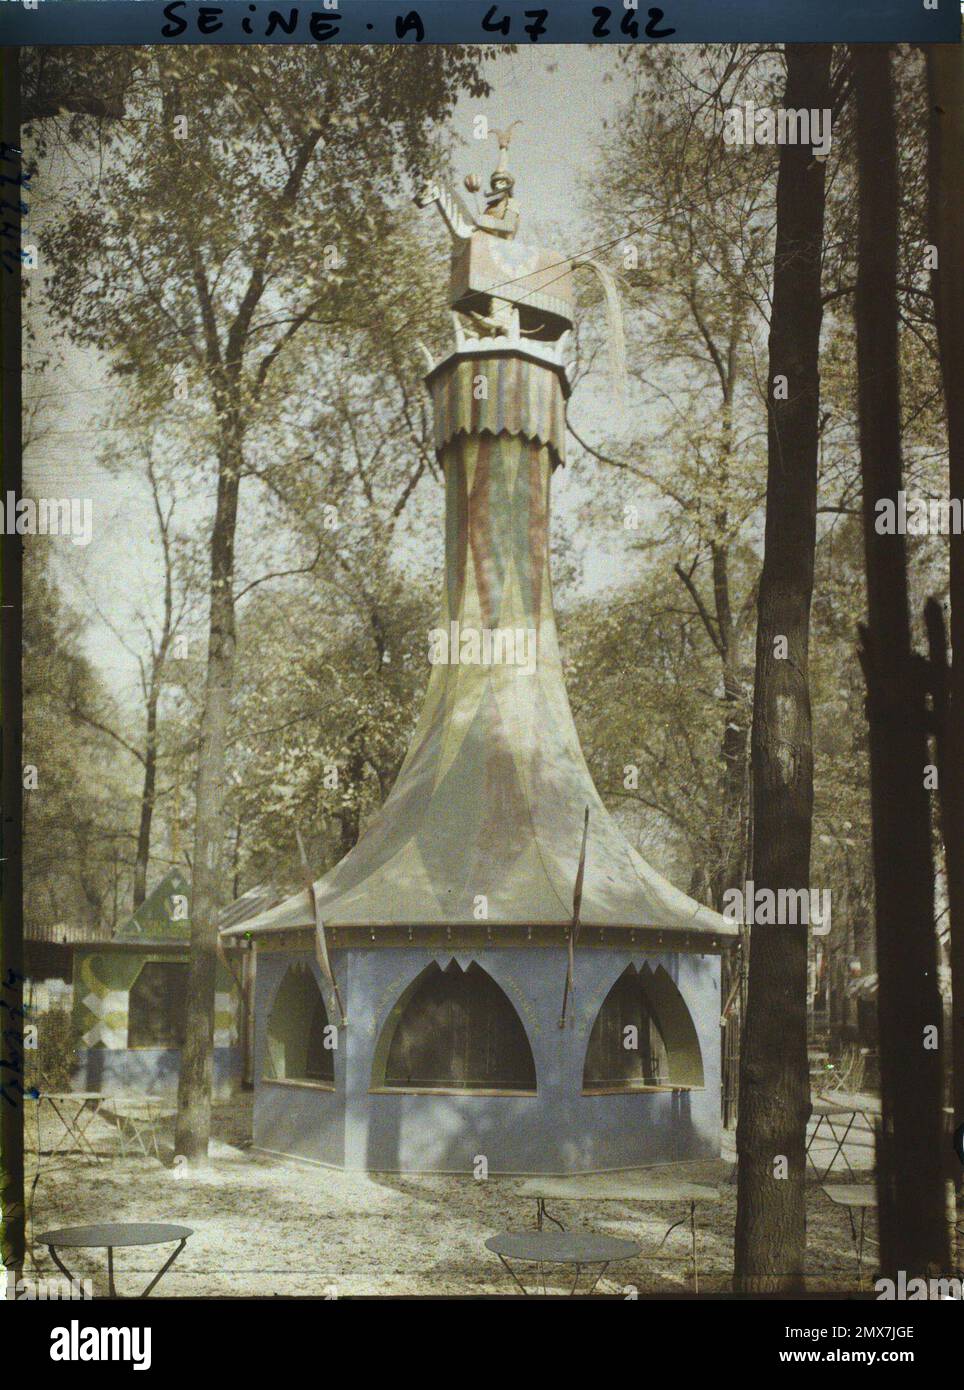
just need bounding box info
[582,964,704,1093]
[264,964,335,1088]
[372,961,537,1095]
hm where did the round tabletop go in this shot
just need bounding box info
[486,1231,641,1265]
[811,1098,861,1116]
[820,1185,877,1209]
[41,1092,107,1102]
[37,1223,193,1249]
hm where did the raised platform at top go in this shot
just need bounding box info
[426,345,570,471]
[424,340,571,393]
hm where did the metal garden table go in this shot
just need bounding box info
[36,1222,193,1298]
[807,1094,879,1180]
[821,1185,878,1283]
[517,1175,720,1292]
[109,1095,166,1159]
[35,1092,108,1165]
[27,1093,109,1252]
[486,1230,641,1296]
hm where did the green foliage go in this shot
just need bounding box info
[21,47,143,132]
[23,548,137,935]
[229,570,437,888]
[562,561,751,892]
[38,47,494,408]
[27,45,494,922]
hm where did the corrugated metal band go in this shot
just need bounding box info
[430,355,567,469]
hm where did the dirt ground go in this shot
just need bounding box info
[24,1092,878,1297]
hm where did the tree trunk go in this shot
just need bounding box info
[133,461,174,911]
[928,44,964,1192]
[710,389,752,1127]
[712,360,751,908]
[232,815,243,902]
[338,743,366,857]
[712,539,752,908]
[174,417,242,1161]
[854,43,947,1278]
[131,685,159,910]
[0,47,25,1279]
[734,43,831,1292]
[714,543,751,1130]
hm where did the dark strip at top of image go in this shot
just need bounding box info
[0,0,957,46]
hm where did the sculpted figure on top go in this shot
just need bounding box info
[415,121,575,355]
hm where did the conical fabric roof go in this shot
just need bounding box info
[227,371,733,943]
